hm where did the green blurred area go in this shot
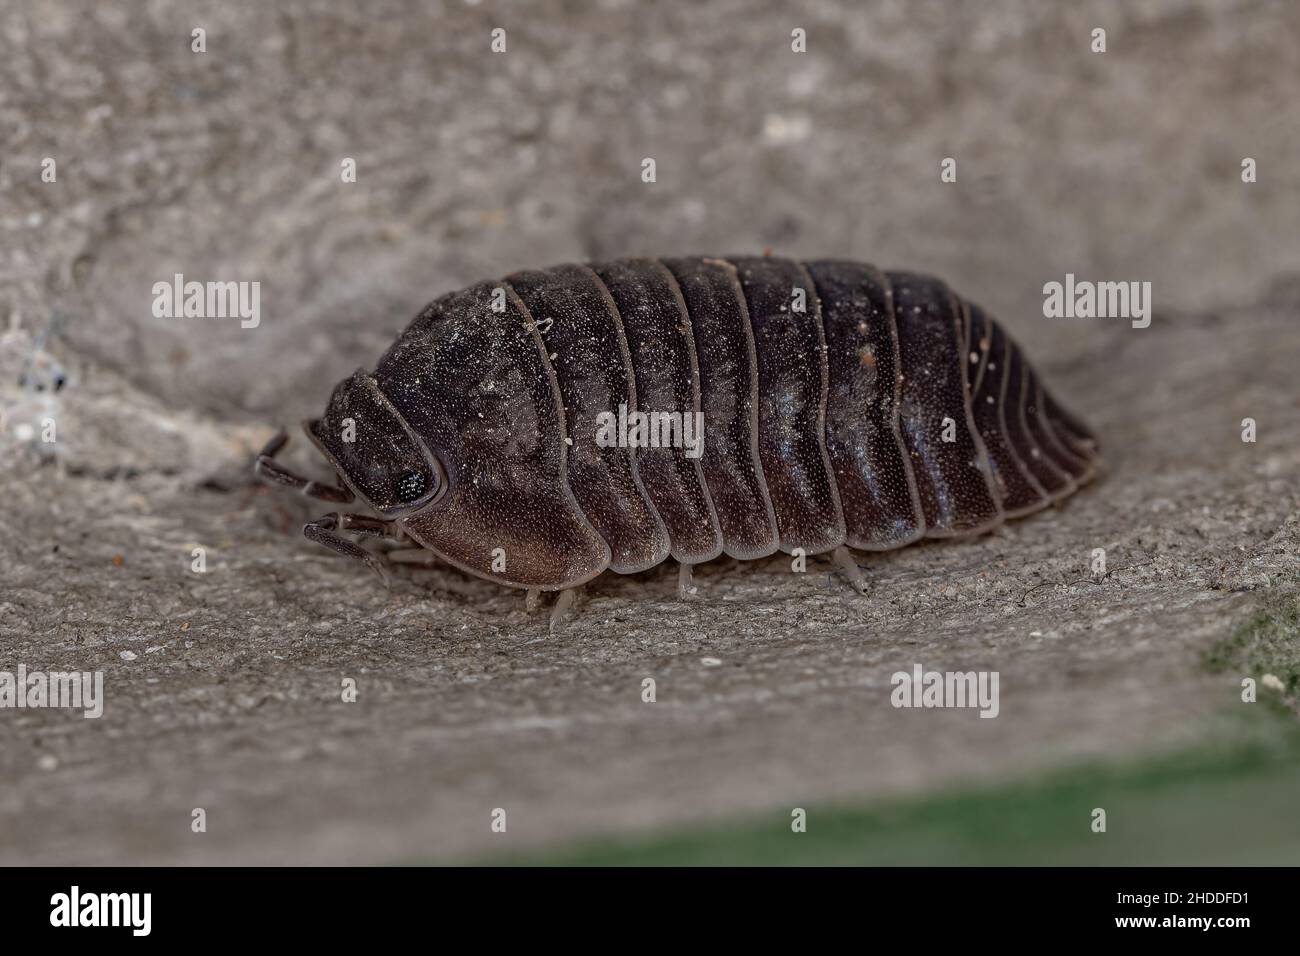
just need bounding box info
[1203,596,1300,698]
[471,596,1300,866]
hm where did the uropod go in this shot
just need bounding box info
[255,256,1099,622]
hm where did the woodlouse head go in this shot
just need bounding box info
[305,370,445,516]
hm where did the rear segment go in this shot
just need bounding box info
[965,304,1052,517]
[887,271,1004,537]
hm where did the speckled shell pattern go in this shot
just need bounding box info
[370,257,1099,591]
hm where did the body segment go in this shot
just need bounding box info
[506,264,669,574]
[590,259,722,565]
[730,256,846,555]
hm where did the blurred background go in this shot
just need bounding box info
[4,0,1299,428]
[1,0,1298,865]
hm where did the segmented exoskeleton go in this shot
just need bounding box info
[256,257,1099,614]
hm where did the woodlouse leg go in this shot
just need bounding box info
[678,561,697,600]
[549,587,578,634]
[304,513,391,586]
[832,546,869,595]
[333,513,403,541]
[525,589,541,614]
[255,429,355,504]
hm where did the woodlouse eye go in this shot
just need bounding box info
[394,469,427,504]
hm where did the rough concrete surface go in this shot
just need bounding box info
[1,0,1297,864]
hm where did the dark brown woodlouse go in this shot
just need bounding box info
[256,257,1099,614]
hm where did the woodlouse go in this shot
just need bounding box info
[256,256,1099,612]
